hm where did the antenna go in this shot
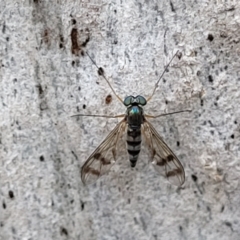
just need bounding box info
[85,52,123,103]
[147,51,179,102]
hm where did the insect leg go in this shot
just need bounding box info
[145,109,191,119]
[71,114,126,118]
[86,51,123,103]
[146,51,180,103]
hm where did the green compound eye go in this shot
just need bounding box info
[123,96,134,106]
[136,95,147,106]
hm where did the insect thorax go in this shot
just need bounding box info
[126,105,144,127]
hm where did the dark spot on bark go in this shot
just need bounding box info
[221,205,225,212]
[208,120,213,127]
[2,22,6,33]
[59,34,64,48]
[224,222,232,227]
[9,190,14,199]
[208,75,213,83]
[12,227,16,234]
[81,201,85,210]
[83,104,86,109]
[60,227,68,236]
[2,201,6,209]
[71,151,78,160]
[40,101,48,111]
[81,35,90,47]
[105,94,112,104]
[191,174,197,182]
[207,34,214,41]
[170,1,175,12]
[72,19,76,25]
[59,34,64,43]
[37,84,43,95]
[71,28,79,55]
[40,155,44,161]
[42,29,50,45]
[226,6,235,11]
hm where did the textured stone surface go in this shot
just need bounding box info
[1,1,240,240]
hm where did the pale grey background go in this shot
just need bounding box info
[1,0,240,240]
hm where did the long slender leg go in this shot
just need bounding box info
[145,109,191,119]
[71,113,126,118]
[86,52,123,103]
[147,51,179,103]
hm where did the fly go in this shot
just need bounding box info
[73,51,190,186]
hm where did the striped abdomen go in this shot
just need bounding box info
[127,126,141,167]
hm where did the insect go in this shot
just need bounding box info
[73,51,190,186]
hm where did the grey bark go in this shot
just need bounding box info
[1,1,240,240]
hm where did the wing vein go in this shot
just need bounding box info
[142,119,185,186]
[81,118,126,184]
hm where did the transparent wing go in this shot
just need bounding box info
[142,119,185,186]
[81,119,127,185]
